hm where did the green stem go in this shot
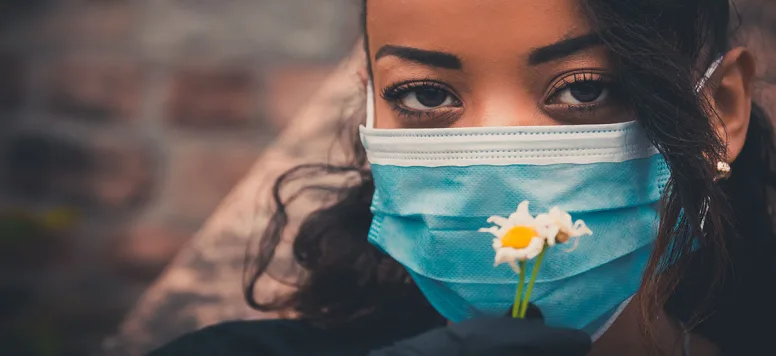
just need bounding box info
[512,261,527,318]
[519,246,547,318]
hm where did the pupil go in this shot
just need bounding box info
[416,88,447,107]
[569,83,602,102]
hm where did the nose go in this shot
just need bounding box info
[460,90,554,127]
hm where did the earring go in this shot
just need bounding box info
[715,161,732,181]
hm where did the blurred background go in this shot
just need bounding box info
[1,1,774,356]
[0,0,359,355]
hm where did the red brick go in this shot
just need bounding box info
[89,137,156,211]
[47,54,144,122]
[110,222,194,282]
[166,66,260,129]
[264,65,335,130]
[166,144,258,220]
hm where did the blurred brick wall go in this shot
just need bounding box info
[0,1,359,355]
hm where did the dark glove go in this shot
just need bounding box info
[368,304,591,356]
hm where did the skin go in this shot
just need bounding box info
[367,0,627,129]
[707,47,756,162]
[363,0,756,353]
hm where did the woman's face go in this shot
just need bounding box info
[366,0,631,129]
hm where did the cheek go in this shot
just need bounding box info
[374,100,405,129]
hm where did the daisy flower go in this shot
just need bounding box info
[479,201,546,274]
[481,201,593,319]
[534,207,593,251]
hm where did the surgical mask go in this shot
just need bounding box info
[360,56,722,338]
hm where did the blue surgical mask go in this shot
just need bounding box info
[360,57,722,338]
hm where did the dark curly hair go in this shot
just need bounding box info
[245,0,776,352]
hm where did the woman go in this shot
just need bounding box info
[150,0,776,355]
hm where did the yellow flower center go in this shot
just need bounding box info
[501,226,538,249]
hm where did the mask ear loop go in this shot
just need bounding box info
[366,80,376,129]
[694,55,724,93]
[696,55,724,230]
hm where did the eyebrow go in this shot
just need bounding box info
[528,33,603,66]
[375,45,463,70]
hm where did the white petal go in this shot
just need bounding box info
[548,207,563,220]
[479,226,503,237]
[510,201,535,225]
[572,220,593,236]
[544,225,561,247]
[486,215,511,227]
[494,249,508,267]
[524,237,546,260]
[517,201,531,215]
[494,247,518,266]
[550,207,574,229]
[533,214,554,242]
[492,238,503,250]
[534,213,552,227]
[564,236,582,252]
[507,259,522,274]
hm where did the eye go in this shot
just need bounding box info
[382,80,462,112]
[544,71,628,124]
[401,87,457,110]
[545,72,616,108]
[381,80,463,127]
[556,82,609,105]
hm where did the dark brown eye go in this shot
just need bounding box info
[381,80,464,128]
[399,87,456,110]
[568,82,605,103]
[414,87,449,107]
[544,72,627,125]
[545,71,616,108]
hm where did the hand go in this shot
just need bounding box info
[368,304,591,356]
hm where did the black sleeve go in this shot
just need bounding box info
[147,322,271,356]
[368,316,591,356]
[146,318,434,356]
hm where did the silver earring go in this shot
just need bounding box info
[715,161,731,181]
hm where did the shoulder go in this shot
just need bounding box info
[146,318,427,356]
[147,319,324,356]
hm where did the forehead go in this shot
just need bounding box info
[366,0,591,63]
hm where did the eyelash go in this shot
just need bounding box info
[546,71,617,113]
[381,79,462,125]
[380,72,619,124]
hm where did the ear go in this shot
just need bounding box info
[708,47,756,162]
